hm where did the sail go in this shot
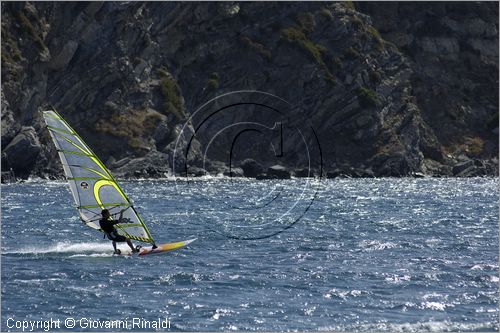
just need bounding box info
[42,109,155,244]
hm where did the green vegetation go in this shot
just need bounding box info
[142,110,165,130]
[11,47,21,61]
[376,139,404,156]
[207,72,220,91]
[127,137,147,150]
[161,78,184,120]
[465,136,484,157]
[157,67,185,121]
[343,1,356,10]
[352,15,364,29]
[2,50,13,68]
[444,136,486,158]
[1,27,23,81]
[95,109,166,150]
[240,36,272,60]
[332,56,343,69]
[357,87,380,107]
[345,47,360,59]
[319,8,333,20]
[1,53,21,81]
[281,26,335,84]
[325,72,336,85]
[209,72,219,81]
[156,67,169,77]
[367,26,382,40]
[316,44,328,54]
[296,12,316,32]
[207,79,219,90]
[281,27,325,68]
[367,26,384,50]
[17,11,35,35]
[1,29,22,62]
[16,11,46,51]
[383,40,399,51]
[100,110,165,137]
[355,22,385,52]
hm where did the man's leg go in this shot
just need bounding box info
[112,241,118,253]
[126,238,137,252]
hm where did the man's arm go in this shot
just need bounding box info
[113,208,128,224]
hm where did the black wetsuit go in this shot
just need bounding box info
[99,218,127,242]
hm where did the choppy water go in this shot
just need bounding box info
[1,178,498,331]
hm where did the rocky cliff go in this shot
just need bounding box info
[1,2,498,181]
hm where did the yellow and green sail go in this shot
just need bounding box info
[42,109,155,244]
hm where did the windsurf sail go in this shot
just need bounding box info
[42,109,155,245]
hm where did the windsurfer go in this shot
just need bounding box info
[99,209,139,254]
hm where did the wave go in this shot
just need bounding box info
[319,320,498,332]
[3,241,131,256]
[359,239,400,251]
[124,174,250,182]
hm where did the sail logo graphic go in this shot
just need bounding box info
[80,181,89,189]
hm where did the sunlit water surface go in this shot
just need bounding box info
[1,178,498,331]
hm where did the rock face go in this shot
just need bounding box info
[452,160,474,176]
[356,2,499,177]
[294,168,311,178]
[240,159,265,178]
[267,165,291,179]
[2,126,41,178]
[223,167,243,178]
[1,2,498,179]
[111,150,170,178]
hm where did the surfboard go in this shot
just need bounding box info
[139,238,197,256]
[111,239,197,256]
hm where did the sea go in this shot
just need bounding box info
[1,177,498,332]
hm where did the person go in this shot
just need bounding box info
[99,208,138,254]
